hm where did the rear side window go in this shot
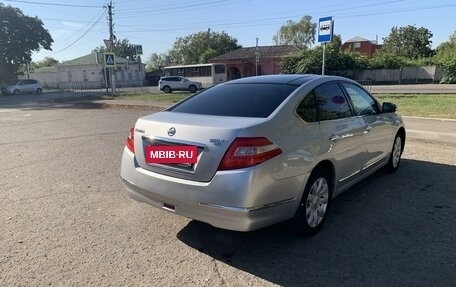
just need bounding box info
[296,91,317,122]
[296,81,352,122]
[169,83,298,118]
[315,82,352,121]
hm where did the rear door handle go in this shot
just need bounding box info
[330,133,354,141]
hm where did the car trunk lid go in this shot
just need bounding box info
[134,111,266,182]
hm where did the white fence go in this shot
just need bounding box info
[334,66,443,84]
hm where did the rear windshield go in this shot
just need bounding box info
[168,83,298,118]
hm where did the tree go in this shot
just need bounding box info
[281,35,360,74]
[33,57,59,69]
[169,30,240,65]
[434,31,456,83]
[93,38,137,60]
[145,53,168,72]
[273,16,316,49]
[0,4,53,85]
[380,25,433,59]
[436,32,456,54]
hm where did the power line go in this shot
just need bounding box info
[51,9,107,53]
[117,0,239,13]
[115,2,456,34]
[53,9,107,47]
[3,0,103,8]
[115,0,248,18]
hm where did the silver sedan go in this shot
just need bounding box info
[120,74,405,234]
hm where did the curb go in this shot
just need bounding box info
[70,101,168,111]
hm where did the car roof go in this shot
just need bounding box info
[226,74,363,88]
[225,74,325,86]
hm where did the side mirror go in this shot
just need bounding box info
[382,102,397,113]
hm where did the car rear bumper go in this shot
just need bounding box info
[120,148,303,231]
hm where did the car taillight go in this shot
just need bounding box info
[126,128,135,153]
[218,137,282,171]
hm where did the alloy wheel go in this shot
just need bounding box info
[305,178,329,228]
[392,136,402,168]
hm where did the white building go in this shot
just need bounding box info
[30,52,146,89]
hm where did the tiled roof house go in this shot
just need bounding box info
[341,36,382,57]
[210,45,301,80]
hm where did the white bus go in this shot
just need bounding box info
[163,63,227,88]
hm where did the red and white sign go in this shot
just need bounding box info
[145,145,197,164]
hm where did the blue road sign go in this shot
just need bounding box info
[104,53,116,67]
[135,45,143,55]
[318,17,334,43]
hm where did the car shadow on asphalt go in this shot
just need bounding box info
[177,159,456,286]
[0,100,160,112]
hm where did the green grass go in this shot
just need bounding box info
[110,92,456,119]
[375,94,456,119]
[115,92,455,119]
[114,92,189,103]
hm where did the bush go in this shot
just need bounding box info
[438,59,456,83]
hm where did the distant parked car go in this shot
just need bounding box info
[121,74,406,234]
[3,79,42,95]
[159,76,202,93]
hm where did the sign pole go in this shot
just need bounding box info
[104,67,109,93]
[318,16,334,76]
[111,67,116,94]
[322,43,326,75]
[137,55,143,92]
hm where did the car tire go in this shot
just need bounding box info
[288,168,332,235]
[385,133,404,173]
[14,89,20,95]
[163,86,172,93]
[36,88,42,94]
[189,85,197,93]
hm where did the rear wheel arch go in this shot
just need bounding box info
[311,160,335,191]
[288,160,335,235]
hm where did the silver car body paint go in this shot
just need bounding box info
[120,75,405,231]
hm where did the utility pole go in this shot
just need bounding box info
[108,2,114,45]
[107,1,116,94]
[207,28,211,50]
[255,38,259,76]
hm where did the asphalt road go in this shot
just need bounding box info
[0,101,455,286]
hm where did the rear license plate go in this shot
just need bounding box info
[145,145,198,164]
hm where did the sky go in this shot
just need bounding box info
[3,0,456,63]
